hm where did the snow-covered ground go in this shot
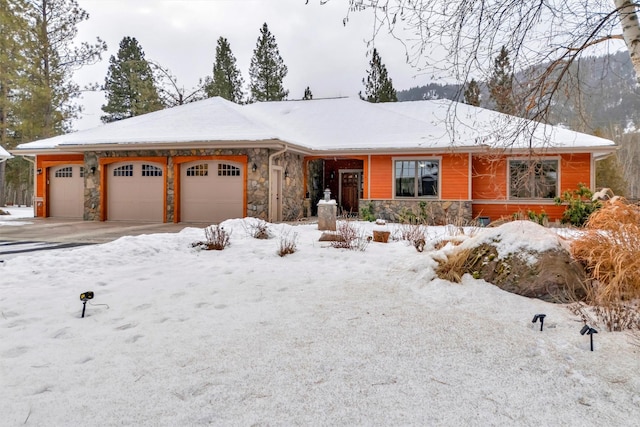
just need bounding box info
[0,210,638,426]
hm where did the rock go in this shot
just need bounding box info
[464,243,588,303]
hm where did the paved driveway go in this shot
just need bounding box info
[0,218,209,244]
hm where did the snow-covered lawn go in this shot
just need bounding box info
[1,212,638,426]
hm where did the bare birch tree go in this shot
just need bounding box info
[321,1,640,124]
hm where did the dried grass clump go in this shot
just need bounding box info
[277,231,298,257]
[435,247,474,283]
[192,225,231,250]
[331,221,371,251]
[571,198,640,331]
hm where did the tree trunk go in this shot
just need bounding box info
[0,161,6,207]
[615,0,640,83]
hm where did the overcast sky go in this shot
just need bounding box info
[73,0,437,130]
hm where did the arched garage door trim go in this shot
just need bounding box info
[173,155,247,223]
[42,159,85,218]
[99,156,168,222]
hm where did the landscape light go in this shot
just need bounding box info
[80,291,94,318]
[580,325,598,351]
[532,314,546,331]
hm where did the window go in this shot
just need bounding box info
[394,159,439,198]
[113,164,133,177]
[142,164,162,177]
[80,167,85,178]
[186,164,208,177]
[218,163,240,177]
[509,159,558,199]
[54,167,73,178]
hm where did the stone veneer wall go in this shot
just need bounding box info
[360,199,473,225]
[83,148,304,222]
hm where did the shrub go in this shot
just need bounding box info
[277,231,298,257]
[331,221,371,251]
[192,225,230,250]
[554,183,601,226]
[243,218,271,239]
[359,202,376,222]
[571,198,640,331]
[396,223,428,252]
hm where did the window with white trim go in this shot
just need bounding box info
[142,164,162,177]
[113,164,133,177]
[55,167,73,178]
[394,159,439,198]
[509,159,558,199]
[80,167,85,178]
[186,164,208,177]
[218,163,240,177]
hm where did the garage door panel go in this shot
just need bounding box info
[108,162,164,221]
[49,165,84,218]
[181,161,243,223]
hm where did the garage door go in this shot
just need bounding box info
[107,162,164,221]
[49,165,84,218]
[180,161,243,223]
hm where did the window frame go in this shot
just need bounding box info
[507,157,560,200]
[392,157,441,199]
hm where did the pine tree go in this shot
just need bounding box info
[360,48,397,103]
[22,0,106,139]
[204,37,244,104]
[302,86,313,100]
[101,36,163,123]
[249,23,289,102]
[463,78,480,107]
[0,0,30,205]
[488,46,515,114]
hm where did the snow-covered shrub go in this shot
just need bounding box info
[242,218,271,239]
[192,225,230,250]
[277,231,298,257]
[331,221,370,251]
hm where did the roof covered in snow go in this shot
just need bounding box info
[0,145,12,160]
[14,96,615,153]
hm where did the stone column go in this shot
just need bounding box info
[317,200,337,231]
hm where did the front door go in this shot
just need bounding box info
[340,171,361,214]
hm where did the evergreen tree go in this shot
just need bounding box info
[360,48,397,103]
[22,0,106,139]
[302,86,313,100]
[101,36,163,123]
[463,78,480,107]
[0,0,31,205]
[204,37,244,103]
[249,23,288,102]
[488,46,515,114]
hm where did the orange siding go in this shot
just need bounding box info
[441,153,470,199]
[36,154,84,218]
[369,153,469,199]
[369,155,393,199]
[560,153,591,192]
[472,155,508,200]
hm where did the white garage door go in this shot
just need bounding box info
[180,161,243,223]
[49,165,84,218]
[107,162,164,221]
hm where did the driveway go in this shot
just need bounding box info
[0,217,210,244]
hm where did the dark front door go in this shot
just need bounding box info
[341,172,360,214]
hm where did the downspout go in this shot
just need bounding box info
[268,144,288,222]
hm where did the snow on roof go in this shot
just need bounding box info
[16,97,277,150]
[15,96,615,152]
[377,99,615,150]
[0,144,11,160]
